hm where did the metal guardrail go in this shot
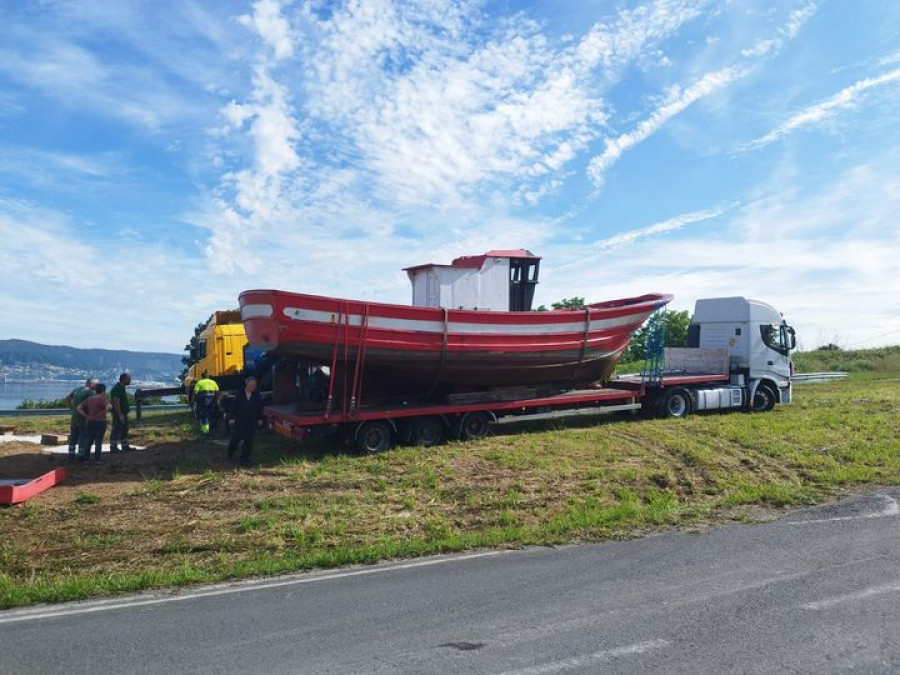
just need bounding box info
[792,372,849,384]
[0,404,189,418]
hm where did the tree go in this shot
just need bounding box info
[535,297,586,312]
[621,309,691,363]
[180,318,211,378]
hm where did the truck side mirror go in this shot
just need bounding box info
[788,327,797,350]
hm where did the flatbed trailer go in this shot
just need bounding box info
[263,370,736,453]
[259,295,797,454]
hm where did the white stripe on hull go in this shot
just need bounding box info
[281,307,650,336]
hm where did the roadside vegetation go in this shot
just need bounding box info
[15,393,176,410]
[0,347,898,608]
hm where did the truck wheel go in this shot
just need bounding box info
[750,384,777,413]
[355,421,394,455]
[457,411,491,441]
[660,388,692,419]
[411,416,445,447]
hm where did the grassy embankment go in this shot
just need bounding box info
[0,346,898,608]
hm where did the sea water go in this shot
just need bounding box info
[0,380,84,410]
[0,380,177,411]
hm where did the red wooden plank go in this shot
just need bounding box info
[0,468,66,505]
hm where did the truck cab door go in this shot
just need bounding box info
[755,322,794,382]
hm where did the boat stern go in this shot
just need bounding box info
[239,290,283,351]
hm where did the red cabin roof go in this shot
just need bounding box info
[404,249,540,272]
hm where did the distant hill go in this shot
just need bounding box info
[0,339,182,382]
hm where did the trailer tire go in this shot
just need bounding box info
[355,421,394,455]
[750,384,777,413]
[410,416,446,447]
[660,388,692,419]
[457,411,492,441]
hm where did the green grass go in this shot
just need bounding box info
[793,345,900,373]
[0,347,898,609]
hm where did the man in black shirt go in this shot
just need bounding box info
[228,376,263,467]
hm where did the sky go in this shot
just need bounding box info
[0,0,898,353]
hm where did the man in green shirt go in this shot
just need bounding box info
[65,378,98,459]
[110,372,132,452]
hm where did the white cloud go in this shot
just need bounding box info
[742,67,900,150]
[239,0,293,60]
[202,0,718,277]
[588,1,819,186]
[213,0,301,270]
[783,0,818,38]
[568,0,709,75]
[587,64,747,185]
[290,0,711,204]
[543,156,900,348]
[590,206,728,251]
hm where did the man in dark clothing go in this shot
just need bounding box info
[65,378,97,460]
[228,376,263,467]
[109,372,132,452]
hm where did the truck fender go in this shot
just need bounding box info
[352,418,398,440]
[749,378,780,403]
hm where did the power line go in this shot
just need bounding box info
[845,327,900,348]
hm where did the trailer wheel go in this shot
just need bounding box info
[660,388,692,419]
[457,411,491,441]
[750,384,777,413]
[410,416,445,447]
[355,421,394,455]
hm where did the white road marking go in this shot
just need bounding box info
[802,581,900,611]
[787,495,899,525]
[498,639,669,675]
[0,550,510,625]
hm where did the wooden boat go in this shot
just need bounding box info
[238,289,672,394]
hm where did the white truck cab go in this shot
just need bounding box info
[687,297,796,411]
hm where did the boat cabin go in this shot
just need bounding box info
[404,249,541,312]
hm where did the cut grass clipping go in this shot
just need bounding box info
[1,349,899,608]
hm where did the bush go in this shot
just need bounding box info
[16,399,69,410]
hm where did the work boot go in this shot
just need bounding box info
[110,445,122,453]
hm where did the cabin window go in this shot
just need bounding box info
[760,324,788,355]
[197,339,207,360]
[508,258,540,311]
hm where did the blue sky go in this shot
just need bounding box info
[0,0,898,352]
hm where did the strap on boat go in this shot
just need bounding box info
[566,307,593,387]
[349,304,369,419]
[423,307,450,399]
[324,303,344,420]
[341,300,351,418]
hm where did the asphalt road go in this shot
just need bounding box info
[3,489,900,674]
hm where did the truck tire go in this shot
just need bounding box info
[410,416,446,447]
[660,388,692,419]
[456,411,491,441]
[355,421,394,455]
[750,384,777,413]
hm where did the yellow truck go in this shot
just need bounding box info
[135,310,273,420]
[183,310,248,393]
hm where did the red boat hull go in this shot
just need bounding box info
[239,290,672,392]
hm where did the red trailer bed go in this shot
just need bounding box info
[263,372,731,442]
